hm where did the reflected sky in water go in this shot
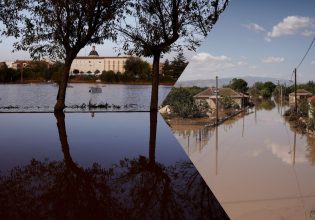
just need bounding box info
[0,84,171,112]
[171,100,315,220]
[0,113,186,171]
[0,112,228,219]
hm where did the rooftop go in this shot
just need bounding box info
[194,87,248,98]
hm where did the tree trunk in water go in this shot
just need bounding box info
[54,59,72,111]
[149,110,158,166]
[150,53,161,112]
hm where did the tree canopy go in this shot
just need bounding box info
[3,0,126,60]
[124,57,151,80]
[1,0,127,111]
[250,81,276,98]
[163,52,188,80]
[228,78,248,93]
[118,0,229,111]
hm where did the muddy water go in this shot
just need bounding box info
[171,100,315,220]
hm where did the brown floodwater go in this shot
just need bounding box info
[170,100,315,220]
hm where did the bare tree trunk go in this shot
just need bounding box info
[150,53,161,112]
[54,58,72,111]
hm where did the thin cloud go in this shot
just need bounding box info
[180,53,250,81]
[311,60,315,65]
[262,56,285,63]
[302,30,315,37]
[244,23,266,33]
[192,52,230,62]
[268,16,315,38]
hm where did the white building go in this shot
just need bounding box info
[70,46,129,75]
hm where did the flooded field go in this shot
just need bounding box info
[0,84,171,112]
[170,100,315,220]
[0,112,228,219]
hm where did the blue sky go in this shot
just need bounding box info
[1,0,314,83]
[180,0,315,83]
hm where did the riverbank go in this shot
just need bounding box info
[0,80,175,86]
[162,108,251,130]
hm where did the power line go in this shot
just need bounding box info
[296,37,315,70]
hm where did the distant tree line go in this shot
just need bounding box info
[226,78,315,98]
[223,78,278,98]
[0,61,64,83]
[99,53,188,83]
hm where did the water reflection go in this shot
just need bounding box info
[0,84,171,112]
[0,112,229,219]
[171,102,315,220]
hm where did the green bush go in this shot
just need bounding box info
[162,87,209,118]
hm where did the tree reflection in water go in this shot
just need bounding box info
[254,98,276,111]
[306,135,315,165]
[0,112,229,220]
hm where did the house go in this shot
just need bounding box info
[308,96,315,119]
[193,87,249,109]
[289,89,312,105]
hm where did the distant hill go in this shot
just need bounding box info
[175,76,292,88]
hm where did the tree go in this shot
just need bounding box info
[118,0,229,111]
[162,59,171,76]
[228,78,248,93]
[169,52,188,80]
[100,70,116,82]
[162,87,209,118]
[124,57,151,80]
[220,95,236,110]
[0,62,20,82]
[2,0,126,111]
[163,52,188,80]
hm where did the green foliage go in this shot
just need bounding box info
[124,57,151,80]
[298,99,309,117]
[162,87,209,118]
[0,61,64,83]
[287,81,315,95]
[227,78,248,93]
[284,100,310,118]
[220,95,236,110]
[163,52,188,80]
[119,1,229,57]
[255,99,276,111]
[2,0,126,60]
[100,70,116,83]
[0,63,20,83]
[250,81,276,98]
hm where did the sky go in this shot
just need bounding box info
[179,0,315,83]
[0,0,314,83]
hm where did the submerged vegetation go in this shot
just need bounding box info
[162,87,209,118]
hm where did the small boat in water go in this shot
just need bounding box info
[89,87,102,93]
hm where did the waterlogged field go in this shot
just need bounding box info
[171,101,315,220]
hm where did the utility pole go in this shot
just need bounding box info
[216,76,219,125]
[215,126,218,176]
[294,68,297,113]
[280,83,283,115]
